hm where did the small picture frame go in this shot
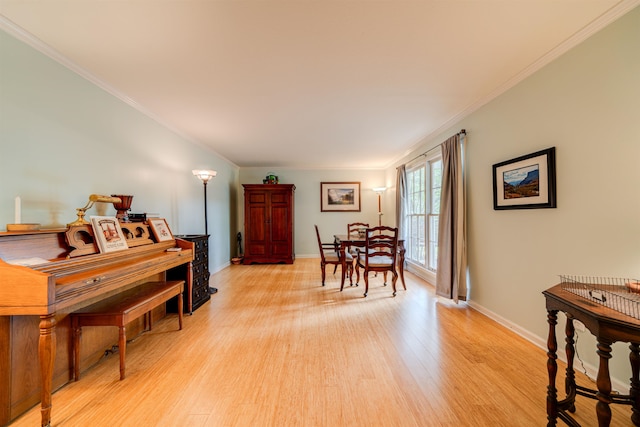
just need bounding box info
[320,182,361,212]
[148,218,175,242]
[492,147,556,210]
[89,216,129,253]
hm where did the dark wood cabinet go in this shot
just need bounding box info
[243,184,295,264]
[168,234,210,312]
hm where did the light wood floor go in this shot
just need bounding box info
[10,259,634,426]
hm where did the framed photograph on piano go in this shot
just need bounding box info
[90,216,129,253]
[148,218,175,242]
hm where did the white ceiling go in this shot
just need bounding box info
[1,1,637,169]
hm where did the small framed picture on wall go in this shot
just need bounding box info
[492,147,556,210]
[320,182,361,212]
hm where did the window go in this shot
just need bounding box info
[406,162,426,268]
[428,159,442,270]
[405,153,442,273]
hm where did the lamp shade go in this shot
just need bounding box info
[192,169,217,183]
[373,187,387,193]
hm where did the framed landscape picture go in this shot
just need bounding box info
[148,218,175,242]
[492,147,556,210]
[320,182,361,212]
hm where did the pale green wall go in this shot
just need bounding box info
[389,7,640,386]
[0,30,239,274]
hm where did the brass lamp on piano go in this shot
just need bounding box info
[67,194,122,226]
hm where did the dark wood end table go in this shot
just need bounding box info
[543,284,640,426]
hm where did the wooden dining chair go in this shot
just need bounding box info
[355,226,399,297]
[340,222,369,274]
[347,222,370,248]
[345,222,373,280]
[315,225,352,287]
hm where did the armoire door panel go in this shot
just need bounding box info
[247,206,267,241]
[270,243,291,256]
[249,193,266,203]
[270,193,287,204]
[246,244,266,256]
[270,206,289,241]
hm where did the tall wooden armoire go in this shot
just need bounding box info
[243,184,295,264]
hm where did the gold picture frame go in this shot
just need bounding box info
[320,182,361,212]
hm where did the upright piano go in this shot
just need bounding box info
[0,226,194,427]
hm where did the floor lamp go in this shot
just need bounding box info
[373,187,387,227]
[192,169,217,293]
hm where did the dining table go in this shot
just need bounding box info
[333,234,406,292]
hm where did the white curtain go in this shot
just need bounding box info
[436,132,467,302]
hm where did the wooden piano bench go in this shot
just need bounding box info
[70,280,184,381]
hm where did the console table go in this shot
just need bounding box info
[543,284,640,426]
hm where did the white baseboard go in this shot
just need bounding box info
[210,261,230,275]
[404,262,436,285]
[467,300,628,394]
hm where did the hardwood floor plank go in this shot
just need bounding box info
[8,258,633,426]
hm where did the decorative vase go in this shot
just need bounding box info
[111,195,134,222]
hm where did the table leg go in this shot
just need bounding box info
[547,309,559,427]
[564,318,577,413]
[39,314,56,427]
[596,339,613,426]
[397,241,406,290]
[630,343,640,425]
[340,242,347,291]
[186,260,194,314]
[118,326,127,380]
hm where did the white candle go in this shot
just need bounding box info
[15,196,21,224]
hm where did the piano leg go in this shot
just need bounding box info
[39,313,56,427]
